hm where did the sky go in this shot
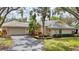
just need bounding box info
[7,8,31,19]
[6,7,72,21]
[7,7,54,19]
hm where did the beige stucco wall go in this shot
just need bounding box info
[3,27,28,35]
[49,29,59,36]
[62,29,72,34]
[36,26,73,36]
[49,29,72,36]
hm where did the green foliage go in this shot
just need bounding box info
[74,24,79,28]
[29,19,35,35]
[44,37,79,51]
[29,14,40,35]
[50,16,60,20]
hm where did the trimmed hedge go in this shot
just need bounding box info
[53,34,74,37]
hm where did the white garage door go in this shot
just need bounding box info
[7,27,26,35]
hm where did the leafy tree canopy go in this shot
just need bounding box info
[50,16,60,20]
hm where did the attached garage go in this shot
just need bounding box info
[2,21,29,36]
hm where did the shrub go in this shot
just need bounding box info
[53,34,74,37]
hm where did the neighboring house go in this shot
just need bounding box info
[2,20,29,36]
[38,20,77,36]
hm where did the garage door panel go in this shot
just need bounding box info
[7,28,26,35]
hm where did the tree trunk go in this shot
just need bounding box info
[42,19,45,39]
[0,17,6,27]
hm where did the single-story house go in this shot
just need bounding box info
[2,20,29,36]
[38,20,78,36]
[1,20,78,37]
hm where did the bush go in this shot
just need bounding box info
[53,34,74,37]
[74,34,79,37]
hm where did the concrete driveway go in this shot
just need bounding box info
[8,35,43,51]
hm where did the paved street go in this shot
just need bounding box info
[8,35,43,51]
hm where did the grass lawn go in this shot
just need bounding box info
[44,37,79,51]
[0,37,13,50]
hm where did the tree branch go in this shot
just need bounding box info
[0,8,6,15]
[76,7,79,13]
[0,7,20,27]
[61,7,79,20]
